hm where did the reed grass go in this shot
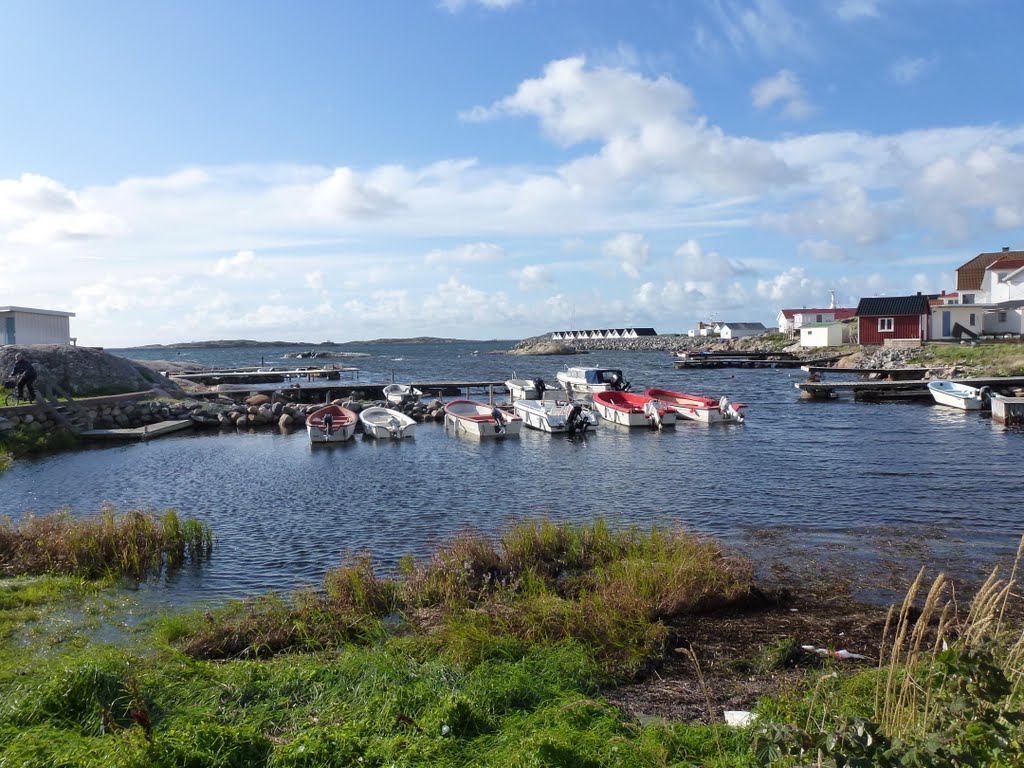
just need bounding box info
[0,506,212,580]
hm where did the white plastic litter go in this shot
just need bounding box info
[724,710,757,727]
[801,645,867,660]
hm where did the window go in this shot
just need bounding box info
[815,314,823,322]
[969,313,977,326]
[963,294,975,304]
[999,311,1008,323]
[878,317,894,332]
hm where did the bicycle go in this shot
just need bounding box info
[2,378,19,407]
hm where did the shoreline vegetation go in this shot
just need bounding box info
[0,512,1021,766]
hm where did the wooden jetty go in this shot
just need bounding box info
[192,380,510,403]
[675,353,845,369]
[795,375,1024,402]
[800,365,946,380]
[80,420,193,440]
[171,366,357,386]
[992,395,1024,425]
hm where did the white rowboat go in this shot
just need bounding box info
[927,380,990,411]
[512,399,598,433]
[383,384,423,406]
[444,400,523,438]
[359,406,417,439]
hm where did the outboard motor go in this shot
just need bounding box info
[388,416,401,438]
[719,395,744,424]
[533,377,546,398]
[322,412,334,434]
[610,373,631,392]
[491,407,507,434]
[643,399,664,429]
[566,403,587,434]
[979,386,992,410]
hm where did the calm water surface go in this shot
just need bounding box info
[5,343,1023,607]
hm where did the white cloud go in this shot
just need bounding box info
[439,0,521,12]
[705,0,808,58]
[211,250,258,276]
[602,233,650,278]
[752,70,813,119]
[798,239,849,263]
[514,264,554,290]
[310,167,403,219]
[0,173,125,245]
[763,185,896,245]
[756,266,826,304]
[889,56,936,85]
[836,0,881,22]
[461,56,694,146]
[424,242,506,266]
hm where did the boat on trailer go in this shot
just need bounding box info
[644,387,747,424]
[512,399,598,433]
[927,380,990,411]
[444,400,523,438]
[307,404,357,444]
[591,391,676,429]
[359,406,417,439]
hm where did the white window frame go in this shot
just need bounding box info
[878,317,894,332]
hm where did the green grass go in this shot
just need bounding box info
[912,341,1024,376]
[0,507,213,580]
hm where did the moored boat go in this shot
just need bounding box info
[927,380,990,411]
[307,403,357,443]
[644,387,747,424]
[444,400,523,438]
[383,384,423,406]
[591,391,676,428]
[512,399,598,434]
[555,366,630,396]
[505,376,547,401]
[359,406,417,439]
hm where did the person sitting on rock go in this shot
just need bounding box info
[11,353,38,402]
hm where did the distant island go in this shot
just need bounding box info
[123,337,509,350]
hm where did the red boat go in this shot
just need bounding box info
[644,388,746,424]
[591,391,676,428]
[307,403,357,443]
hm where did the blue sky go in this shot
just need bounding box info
[3,0,1024,345]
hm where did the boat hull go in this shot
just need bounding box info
[645,388,746,424]
[444,400,523,438]
[592,392,676,428]
[383,384,423,406]
[306,404,358,443]
[359,407,417,439]
[928,381,987,411]
[512,399,598,433]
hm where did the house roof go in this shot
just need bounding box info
[0,306,76,317]
[800,321,843,329]
[989,257,1024,272]
[956,249,1024,290]
[856,295,931,317]
[721,322,767,330]
[779,307,857,320]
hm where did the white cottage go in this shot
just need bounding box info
[799,322,849,347]
[717,322,767,339]
[0,306,76,345]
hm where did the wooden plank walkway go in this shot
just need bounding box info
[676,354,845,369]
[795,375,1024,401]
[79,420,193,440]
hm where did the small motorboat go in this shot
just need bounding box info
[359,406,417,439]
[307,403,357,443]
[591,391,676,429]
[554,366,630,396]
[927,380,990,411]
[512,399,598,434]
[645,387,747,424]
[505,376,547,401]
[383,384,423,406]
[444,399,523,438]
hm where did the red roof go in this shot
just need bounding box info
[780,307,857,319]
[989,257,1024,271]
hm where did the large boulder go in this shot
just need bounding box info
[0,345,183,398]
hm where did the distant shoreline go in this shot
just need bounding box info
[121,337,513,350]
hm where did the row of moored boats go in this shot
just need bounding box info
[308,366,747,443]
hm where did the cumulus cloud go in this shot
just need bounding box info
[602,233,650,279]
[756,266,827,304]
[424,242,506,266]
[0,173,125,245]
[798,239,849,263]
[211,249,258,276]
[310,167,403,219]
[675,239,751,280]
[763,185,896,245]
[513,264,554,290]
[836,0,881,22]
[461,56,694,146]
[889,55,936,85]
[752,70,813,119]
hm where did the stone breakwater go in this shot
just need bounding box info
[513,332,801,355]
[0,393,451,439]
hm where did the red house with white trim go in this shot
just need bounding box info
[856,295,932,345]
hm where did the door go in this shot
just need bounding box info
[942,311,951,337]
[3,317,13,345]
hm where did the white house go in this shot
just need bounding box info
[928,292,984,340]
[777,307,857,336]
[980,255,1024,335]
[799,321,849,348]
[0,306,76,345]
[717,322,767,339]
[946,248,1024,338]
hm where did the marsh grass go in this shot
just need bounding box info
[0,506,212,580]
[914,341,1024,375]
[172,519,753,677]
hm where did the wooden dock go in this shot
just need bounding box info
[993,395,1024,425]
[675,354,845,369]
[80,420,193,440]
[171,366,357,386]
[795,375,1024,402]
[800,366,946,379]
[193,380,510,402]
